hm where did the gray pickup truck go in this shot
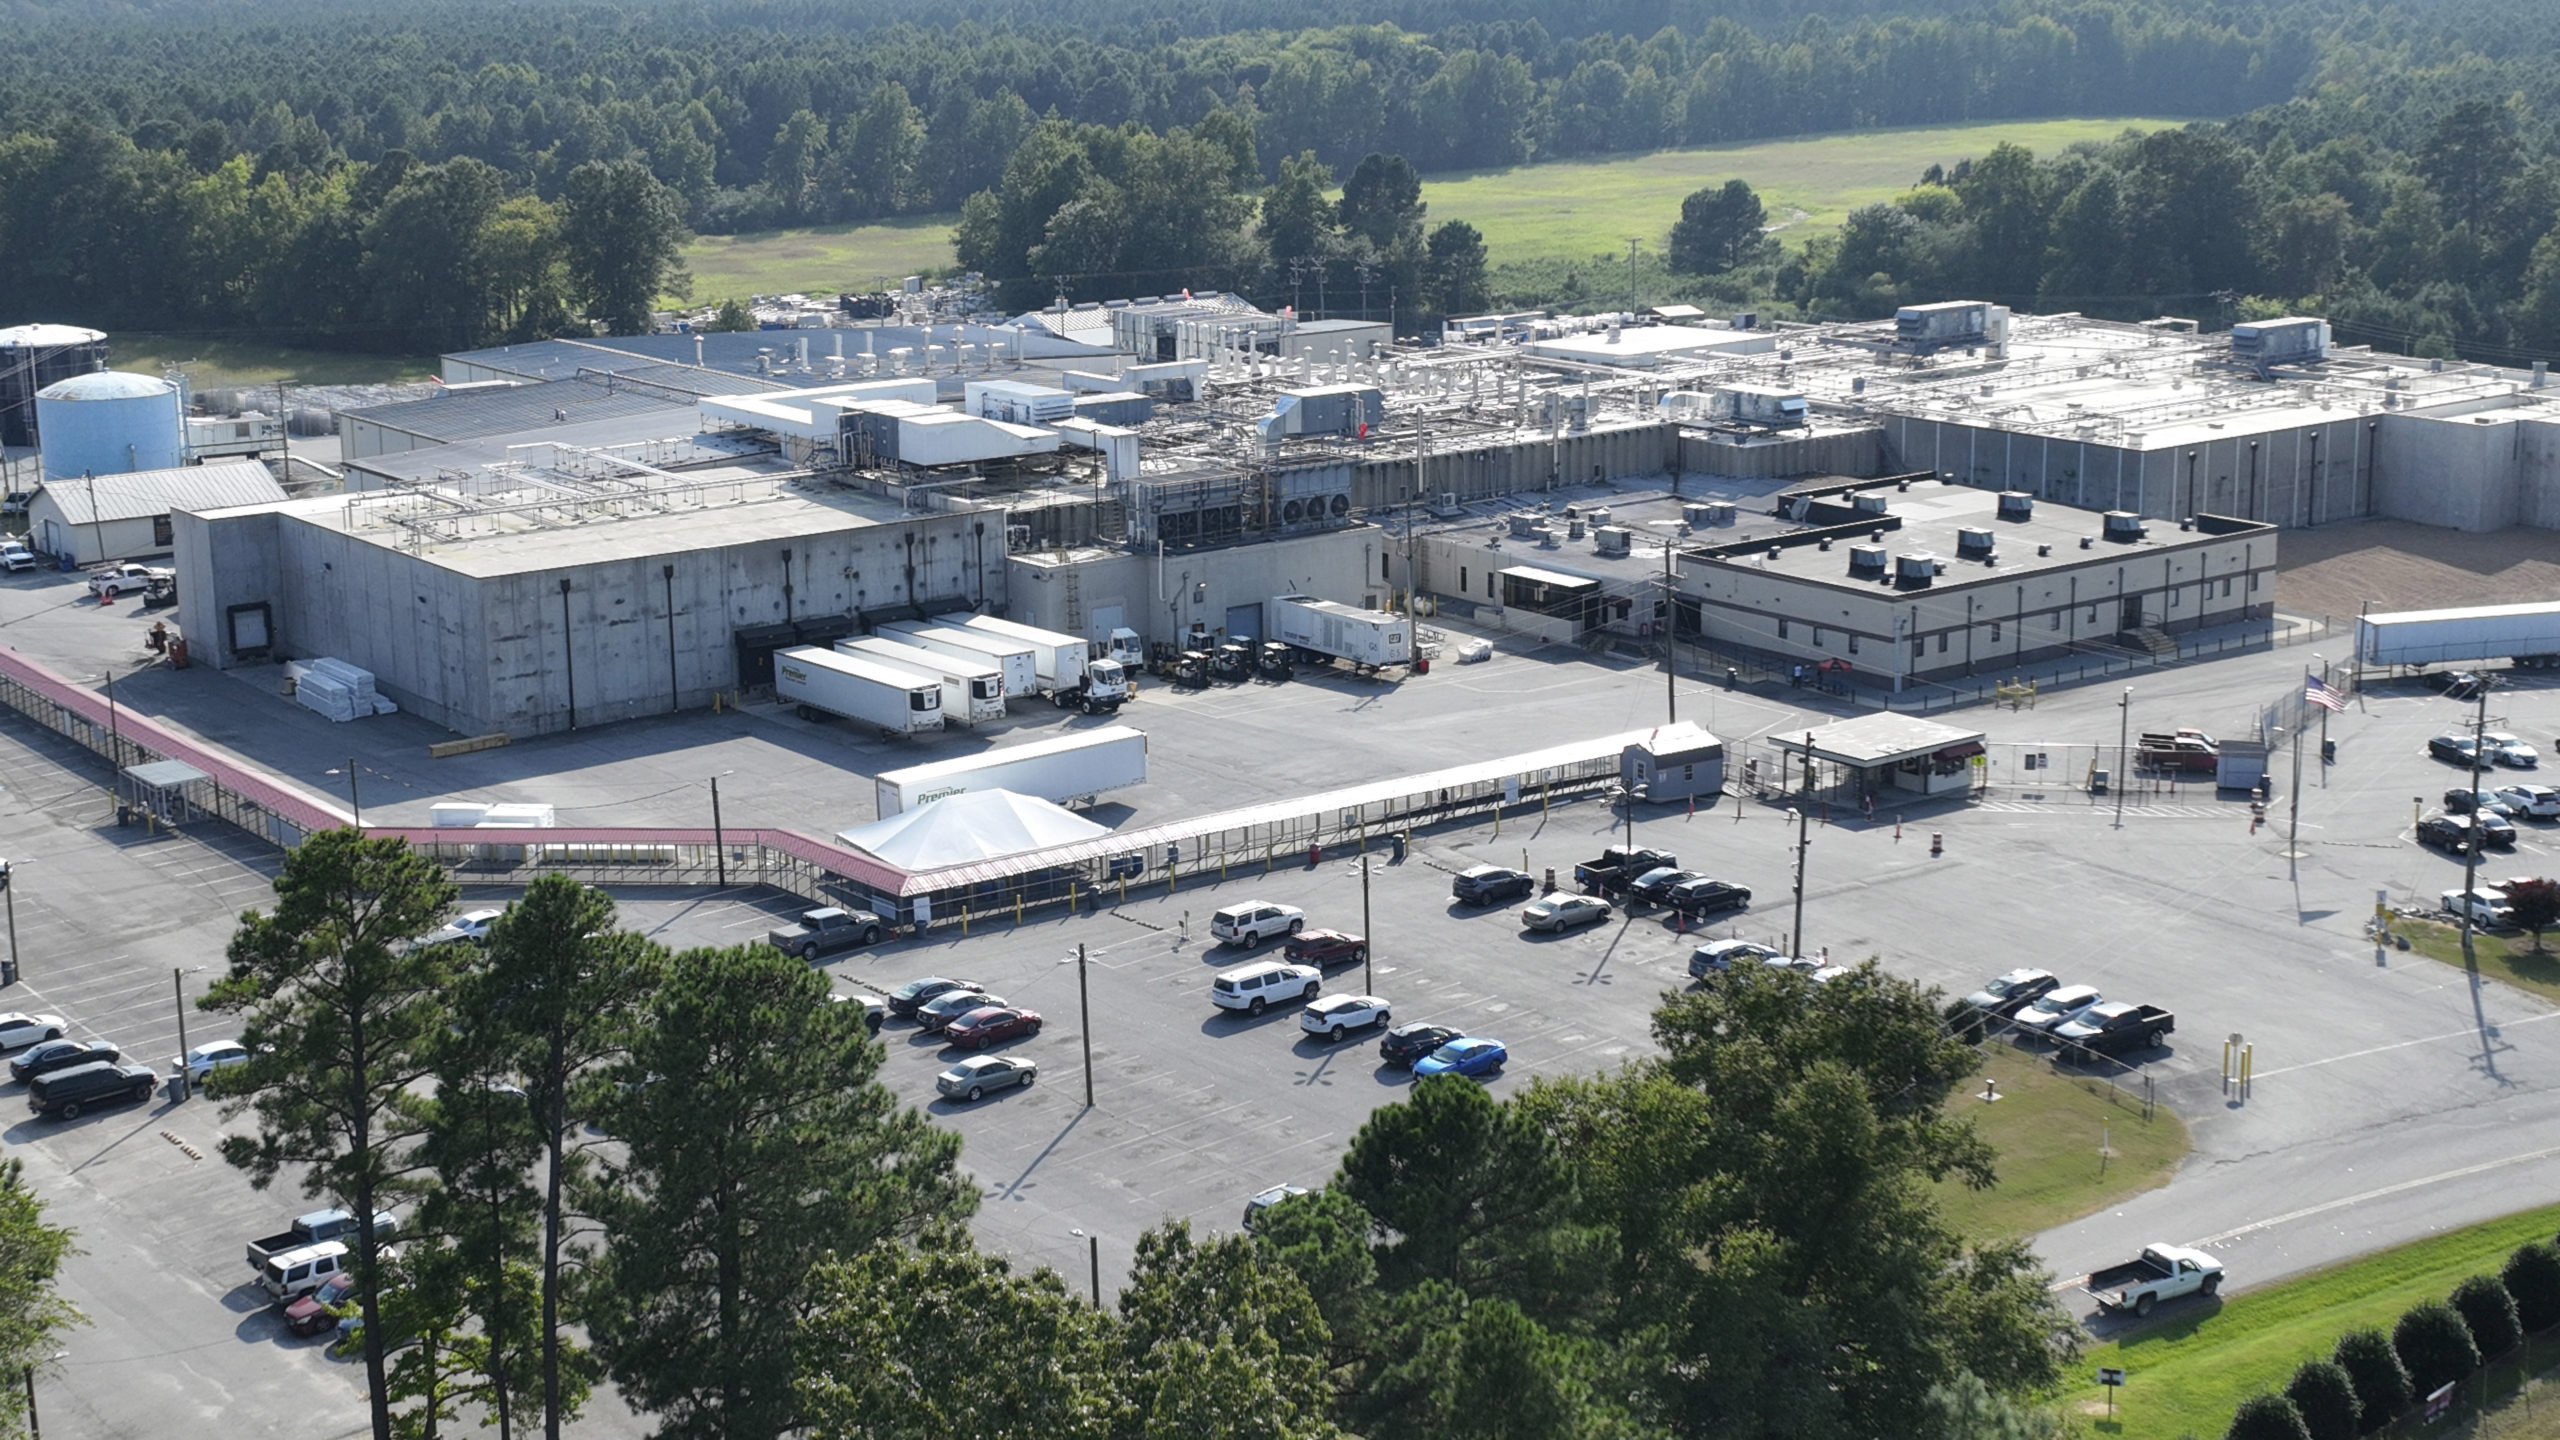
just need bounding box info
[246,1207,399,1273]
[766,906,888,960]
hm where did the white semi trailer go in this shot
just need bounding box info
[876,621,1040,700]
[1268,594,1412,674]
[2357,601,2560,670]
[871,726,1149,817]
[935,611,1131,712]
[774,646,944,735]
[833,637,1008,726]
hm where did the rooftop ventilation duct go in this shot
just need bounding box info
[1852,492,1889,515]
[1595,526,1633,557]
[1507,512,1541,538]
[1997,491,2034,520]
[1848,544,1888,576]
[2101,510,2146,541]
[1956,526,1995,558]
[1894,552,1939,586]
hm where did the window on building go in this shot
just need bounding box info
[2222,577,2233,597]
[1778,619,1789,639]
[1811,627,1824,647]
[1487,571,1495,598]
[2250,572,2260,591]
[2086,606,2098,624]
[1990,622,2002,643]
[152,514,173,546]
[1459,566,1468,592]
[1846,635,1859,655]
[2170,588,2181,607]
[1912,638,1925,661]
[1381,554,1391,580]
[1937,633,1949,653]
[2049,611,2061,630]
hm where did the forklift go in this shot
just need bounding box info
[1256,641,1295,681]
[1146,641,1210,688]
[1210,642,1254,682]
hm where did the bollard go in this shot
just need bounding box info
[1930,831,1943,856]
[962,905,970,936]
[1015,896,1024,925]
[1118,876,1127,905]
[1894,815,1902,840]
[1309,843,1322,868]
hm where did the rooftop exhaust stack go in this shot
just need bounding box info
[1852,492,1890,515]
[1594,525,1633,557]
[1955,526,1995,559]
[2101,510,2146,541]
[1996,490,2034,520]
[1893,552,1939,586]
[1847,543,1888,577]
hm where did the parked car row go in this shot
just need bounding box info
[2430,732,2541,769]
[1959,969,2177,1056]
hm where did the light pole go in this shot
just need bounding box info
[2283,722,2305,860]
[709,775,728,887]
[1786,804,1810,960]
[327,757,361,826]
[2115,688,2131,827]
[2315,653,2332,780]
[1077,943,1094,1109]
[1069,1228,1101,1307]
[2461,679,2491,967]
[0,858,17,986]
[1359,855,1373,994]
[1663,538,1677,724]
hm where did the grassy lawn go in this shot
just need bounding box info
[111,332,438,387]
[678,215,962,304]
[1419,116,2178,264]
[2391,915,2560,1006]
[2065,1204,2560,1440]
[1932,1041,2189,1243]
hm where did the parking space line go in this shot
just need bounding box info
[2252,1008,2560,1077]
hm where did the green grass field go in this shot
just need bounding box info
[1931,1041,2189,1243]
[1423,116,2175,263]
[671,116,2180,300]
[2065,1203,2560,1440]
[111,332,437,387]
[2392,916,2560,1006]
[679,215,963,305]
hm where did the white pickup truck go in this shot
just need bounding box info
[2081,1244,2224,1317]
[88,562,172,597]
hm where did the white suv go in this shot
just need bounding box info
[2495,784,2560,819]
[1211,901,1305,948]
[2443,888,2514,928]
[1299,994,1391,1040]
[0,542,36,573]
[1212,961,1319,1015]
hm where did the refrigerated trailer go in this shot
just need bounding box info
[1268,594,1412,673]
[876,621,1040,699]
[871,726,1149,817]
[2356,601,2560,670]
[833,637,1008,726]
[934,611,1131,711]
[774,646,944,734]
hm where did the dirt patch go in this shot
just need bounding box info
[2277,519,2560,620]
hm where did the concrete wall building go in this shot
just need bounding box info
[1005,527,1376,651]
[172,445,1005,737]
[25,459,283,564]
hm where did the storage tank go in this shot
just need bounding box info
[0,323,110,448]
[36,370,184,481]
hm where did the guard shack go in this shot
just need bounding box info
[119,759,213,826]
[1621,722,1724,803]
[1769,713,1985,801]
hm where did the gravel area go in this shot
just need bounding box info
[2278,519,2560,619]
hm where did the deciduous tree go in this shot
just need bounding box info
[0,1160,80,1438]
[1668,179,1767,275]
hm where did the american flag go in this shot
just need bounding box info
[2305,674,2346,712]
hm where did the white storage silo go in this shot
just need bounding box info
[36,370,184,482]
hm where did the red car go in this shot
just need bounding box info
[285,1270,354,1336]
[944,1006,1043,1049]
[1283,929,1367,968]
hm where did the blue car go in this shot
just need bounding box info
[1413,1037,1508,1078]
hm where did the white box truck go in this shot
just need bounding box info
[934,612,1131,712]
[774,646,944,735]
[835,637,1007,727]
[2357,601,2560,670]
[869,726,1149,817]
[876,621,1039,700]
[1268,595,1412,674]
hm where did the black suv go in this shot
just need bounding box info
[1379,1022,1462,1068]
[9,1038,119,1084]
[1669,877,1752,916]
[2417,814,2476,854]
[1451,865,1535,906]
[27,1060,159,1119]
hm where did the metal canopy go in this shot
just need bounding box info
[1769,713,1986,768]
[1498,564,1601,591]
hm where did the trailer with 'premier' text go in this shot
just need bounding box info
[876,621,1039,700]
[834,637,1007,726]
[934,611,1131,711]
[871,726,1149,817]
[2356,601,2560,670]
[774,646,944,735]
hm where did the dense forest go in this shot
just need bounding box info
[2,0,2559,359]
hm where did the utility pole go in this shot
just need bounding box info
[0,859,18,986]
[1077,943,1094,1109]
[709,776,727,887]
[1359,856,1373,994]
[2462,679,2489,967]
[345,756,361,827]
[1790,730,1814,958]
[1664,539,1677,724]
[173,967,190,1066]
[275,380,293,483]
[2115,688,2131,827]
[2284,719,2304,861]
[2316,654,2333,777]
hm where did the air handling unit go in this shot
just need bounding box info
[1893,301,2008,356]
[2229,317,2331,373]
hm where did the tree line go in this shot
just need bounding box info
[197,831,2073,1440]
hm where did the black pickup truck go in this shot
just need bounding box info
[1573,846,1677,895]
[766,906,889,960]
[2053,1002,2175,1056]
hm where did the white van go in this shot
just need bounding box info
[1210,901,1305,948]
[1211,961,1320,1015]
[260,1240,350,1303]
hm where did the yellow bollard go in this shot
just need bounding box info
[1071,881,1080,912]
[1118,876,1127,906]
[1015,895,1023,925]
[1221,856,1229,879]
[962,905,970,936]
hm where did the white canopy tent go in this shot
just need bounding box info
[835,789,1110,871]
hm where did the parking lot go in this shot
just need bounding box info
[10,566,2560,1432]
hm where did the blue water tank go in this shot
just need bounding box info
[36,370,184,482]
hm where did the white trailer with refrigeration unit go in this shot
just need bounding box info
[1267,594,1412,673]
[833,637,1008,726]
[2357,601,2560,670]
[773,646,944,735]
[876,621,1040,700]
[871,726,1149,817]
[934,611,1131,711]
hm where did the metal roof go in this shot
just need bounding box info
[34,460,282,524]
[0,324,106,348]
[1499,564,1602,590]
[1770,712,1985,767]
[343,376,716,444]
[340,411,730,488]
[37,370,174,401]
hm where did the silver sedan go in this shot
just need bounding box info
[936,1055,1037,1102]
[1521,895,1612,932]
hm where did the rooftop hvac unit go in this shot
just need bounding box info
[1996,491,2034,520]
[2229,317,2331,368]
[1894,552,1940,586]
[1594,526,1633,557]
[1589,507,1611,526]
[1682,503,1714,528]
[1508,512,1542,538]
[1895,300,1992,349]
[2102,510,2146,541]
[1847,544,1888,576]
[1705,501,1736,526]
[1852,492,1890,515]
[1004,524,1032,551]
[1430,491,1463,518]
[1567,517,1586,540]
[1956,526,1996,558]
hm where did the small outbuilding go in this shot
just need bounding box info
[1620,722,1724,802]
[1767,712,1986,799]
[24,460,284,565]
